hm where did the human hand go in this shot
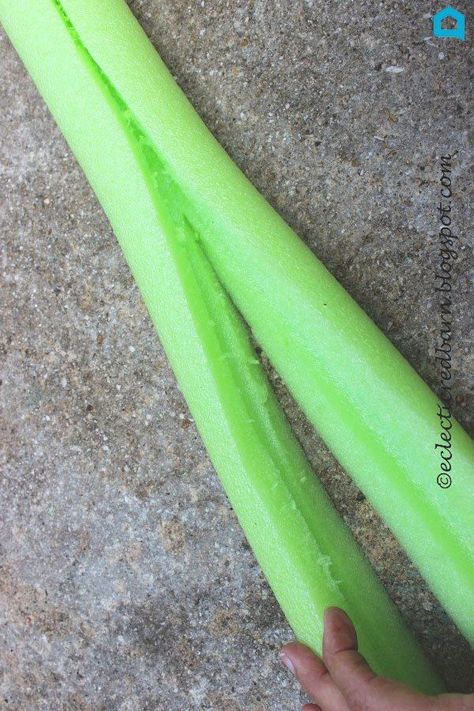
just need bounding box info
[280,607,474,710]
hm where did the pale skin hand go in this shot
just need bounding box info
[280,607,474,711]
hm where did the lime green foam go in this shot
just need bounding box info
[42,6,474,652]
[1,0,470,690]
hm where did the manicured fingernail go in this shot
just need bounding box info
[279,651,296,675]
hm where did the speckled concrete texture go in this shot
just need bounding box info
[1,1,473,708]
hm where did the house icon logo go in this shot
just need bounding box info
[432,6,466,40]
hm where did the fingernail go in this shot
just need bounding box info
[279,651,296,675]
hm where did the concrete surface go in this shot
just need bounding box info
[1,1,473,708]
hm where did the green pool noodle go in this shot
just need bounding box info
[0,0,469,690]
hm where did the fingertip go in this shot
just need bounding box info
[279,648,297,676]
[324,606,351,625]
[323,606,358,655]
[281,640,301,654]
[280,642,322,677]
[281,641,351,709]
[279,642,332,699]
[324,606,354,630]
[280,641,324,667]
